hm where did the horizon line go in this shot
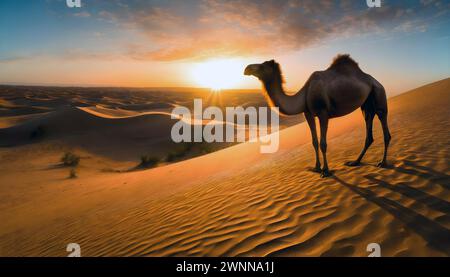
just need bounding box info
[0,82,261,92]
[1,77,449,98]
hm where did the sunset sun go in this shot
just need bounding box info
[191,59,246,90]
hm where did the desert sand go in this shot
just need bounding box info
[0,79,449,256]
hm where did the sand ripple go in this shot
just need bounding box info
[0,79,449,256]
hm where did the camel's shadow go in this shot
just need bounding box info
[333,160,450,256]
[390,160,450,190]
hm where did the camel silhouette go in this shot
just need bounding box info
[244,54,391,177]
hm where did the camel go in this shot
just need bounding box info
[244,54,391,177]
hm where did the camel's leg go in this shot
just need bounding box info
[318,114,331,178]
[305,112,321,172]
[345,110,374,166]
[376,111,391,167]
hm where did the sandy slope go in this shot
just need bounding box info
[0,79,449,256]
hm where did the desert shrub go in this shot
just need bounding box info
[165,142,193,162]
[165,151,178,162]
[139,155,159,168]
[61,152,80,167]
[69,168,77,179]
[199,142,214,154]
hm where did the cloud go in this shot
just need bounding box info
[73,11,91,17]
[72,0,450,61]
[0,56,29,64]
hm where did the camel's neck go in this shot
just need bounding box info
[262,78,306,115]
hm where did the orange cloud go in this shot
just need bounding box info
[72,0,450,61]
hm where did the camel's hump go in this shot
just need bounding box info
[329,54,359,69]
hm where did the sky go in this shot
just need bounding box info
[0,0,449,95]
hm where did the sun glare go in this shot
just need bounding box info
[191,59,246,90]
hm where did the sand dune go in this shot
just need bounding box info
[0,106,179,160]
[0,86,299,162]
[0,79,449,256]
[0,105,255,162]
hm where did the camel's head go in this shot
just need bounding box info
[244,60,281,83]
